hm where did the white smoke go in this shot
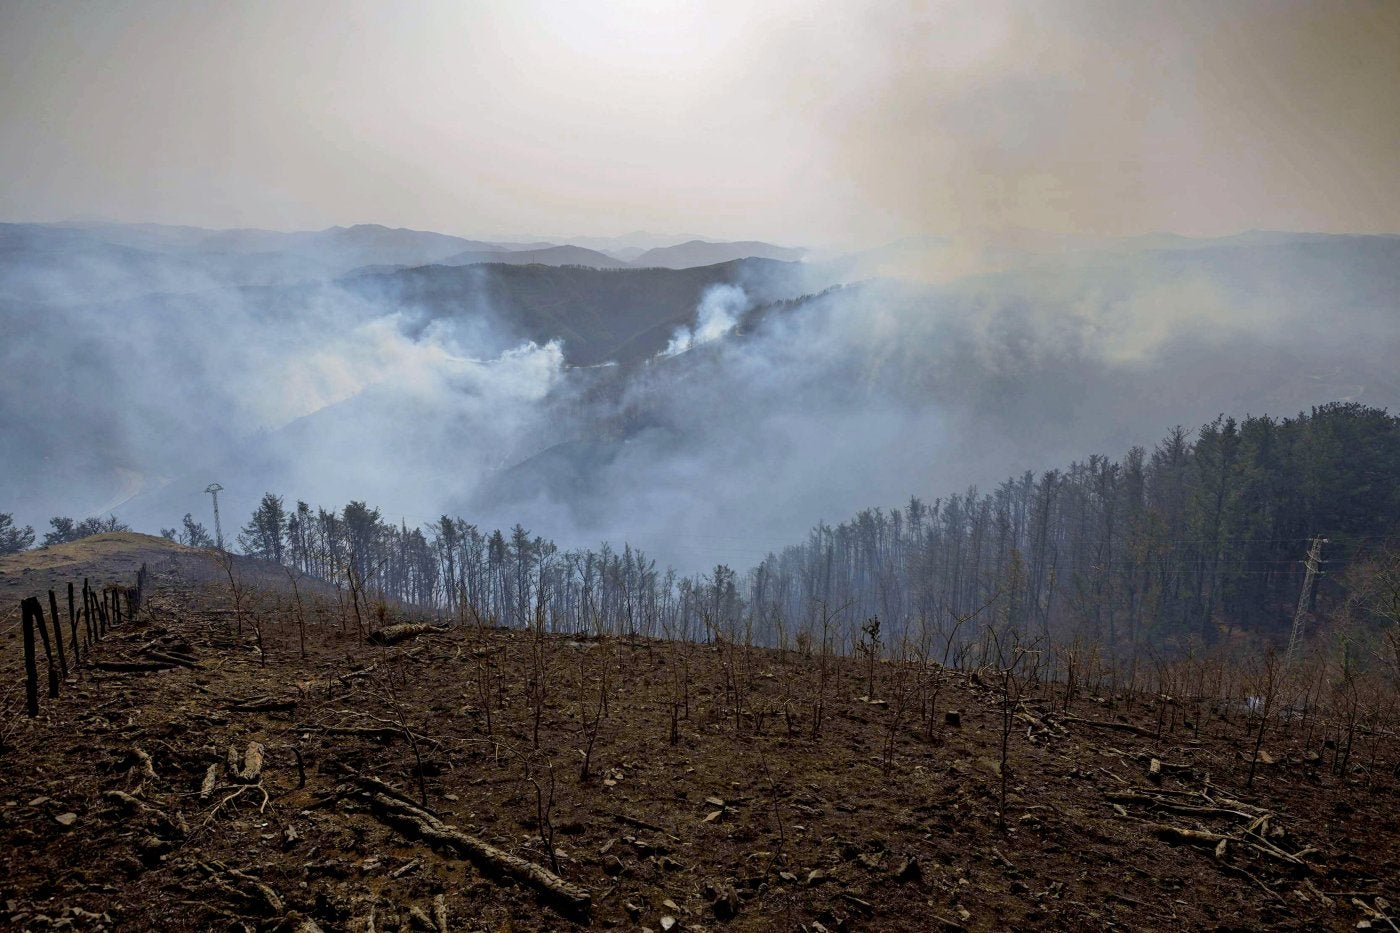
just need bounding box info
[662,284,750,357]
[4,225,1398,578]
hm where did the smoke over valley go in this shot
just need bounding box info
[3,221,1398,576]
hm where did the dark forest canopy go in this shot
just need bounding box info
[186,402,1400,661]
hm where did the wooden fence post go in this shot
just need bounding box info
[84,580,96,644]
[48,590,68,680]
[134,563,147,613]
[67,582,79,666]
[31,595,58,698]
[22,598,40,716]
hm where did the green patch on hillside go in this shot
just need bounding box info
[0,532,188,575]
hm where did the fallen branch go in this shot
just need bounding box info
[1105,790,1261,822]
[200,783,271,830]
[229,696,298,713]
[93,660,177,673]
[366,623,450,646]
[337,665,377,685]
[142,649,201,669]
[610,810,680,840]
[348,778,590,916]
[103,789,189,837]
[353,774,440,815]
[1063,715,1155,738]
[196,860,284,916]
[131,746,157,784]
[1145,822,1313,867]
[307,723,442,748]
[432,894,448,933]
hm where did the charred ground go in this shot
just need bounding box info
[0,538,1396,932]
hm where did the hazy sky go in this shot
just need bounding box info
[1,0,1396,246]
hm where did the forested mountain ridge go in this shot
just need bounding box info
[352,257,814,365]
[215,403,1400,662]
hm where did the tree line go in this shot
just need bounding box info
[753,402,1400,659]
[0,513,130,553]
[215,402,1400,661]
[7,402,1397,662]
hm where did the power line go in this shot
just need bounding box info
[1287,536,1327,663]
[204,484,225,551]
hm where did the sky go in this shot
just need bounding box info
[1,0,1397,247]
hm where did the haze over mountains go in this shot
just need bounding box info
[0,221,807,298]
[3,219,1398,572]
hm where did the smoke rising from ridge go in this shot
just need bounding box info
[2,226,1399,573]
[662,284,749,357]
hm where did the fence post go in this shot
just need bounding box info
[67,582,79,666]
[22,598,40,716]
[31,595,58,698]
[85,580,97,643]
[48,590,68,680]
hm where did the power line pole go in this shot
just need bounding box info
[1287,536,1326,663]
[205,483,225,551]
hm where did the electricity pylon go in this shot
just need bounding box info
[1286,536,1326,663]
[204,483,225,551]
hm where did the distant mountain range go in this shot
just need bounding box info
[436,244,632,270]
[631,240,809,268]
[0,222,810,302]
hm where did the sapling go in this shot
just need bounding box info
[490,741,561,874]
[576,649,606,782]
[213,548,247,638]
[366,670,431,807]
[346,562,367,638]
[756,749,788,871]
[1245,648,1285,788]
[882,643,916,772]
[987,627,1036,834]
[283,565,309,659]
[527,601,552,749]
[810,606,837,740]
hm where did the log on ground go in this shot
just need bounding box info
[366,623,450,646]
[350,779,590,916]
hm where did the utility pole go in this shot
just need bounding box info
[1286,536,1326,663]
[205,483,225,551]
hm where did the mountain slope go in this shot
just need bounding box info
[2,554,1392,932]
[0,222,516,296]
[631,239,807,268]
[361,257,812,366]
[437,244,630,269]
